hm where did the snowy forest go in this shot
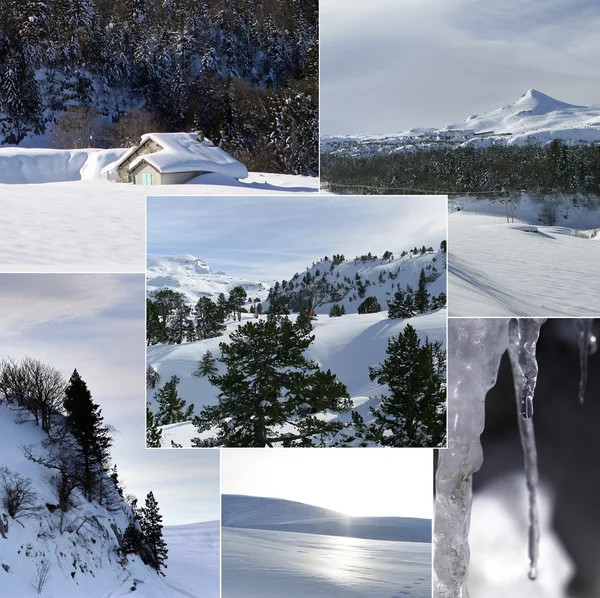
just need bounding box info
[322,142,600,197]
[0,0,318,175]
[0,357,169,586]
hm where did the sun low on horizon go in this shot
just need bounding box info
[221,448,433,520]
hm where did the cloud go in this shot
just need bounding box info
[320,0,600,133]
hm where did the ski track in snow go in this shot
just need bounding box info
[222,528,432,598]
[449,212,600,317]
[0,175,317,271]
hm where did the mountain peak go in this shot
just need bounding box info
[514,88,578,111]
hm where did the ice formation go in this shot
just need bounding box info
[435,318,597,597]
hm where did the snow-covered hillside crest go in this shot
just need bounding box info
[147,254,271,305]
[0,401,160,597]
[265,246,446,314]
[322,89,600,156]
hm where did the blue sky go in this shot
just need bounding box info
[0,273,219,525]
[321,0,600,134]
[221,448,432,518]
[147,195,447,280]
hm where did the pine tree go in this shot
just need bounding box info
[141,491,168,575]
[193,351,218,377]
[192,316,351,447]
[329,303,345,317]
[146,365,160,389]
[228,286,247,321]
[146,404,163,448]
[357,296,381,314]
[194,297,226,339]
[154,376,194,425]
[63,370,113,502]
[368,324,446,447]
[413,269,430,313]
[387,290,415,319]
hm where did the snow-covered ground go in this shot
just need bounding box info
[222,528,432,598]
[448,197,600,316]
[0,147,317,271]
[0,403,219,598]
[322,89,600,157]
[150,308,446,447]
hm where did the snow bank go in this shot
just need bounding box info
[0,147,128,184]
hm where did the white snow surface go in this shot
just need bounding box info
[147,255,271,305]
[0,403,218,598]
[0,176,317,272]
[150,309,446,447]
[322,89,600,156]
[222,527,432,598]
[112,133,249,180]
[448,198,600,316]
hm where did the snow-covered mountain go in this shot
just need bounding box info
[322,90,600,156]
[222,495,431,543]
[0,401,217,597]
[147,254,271,305]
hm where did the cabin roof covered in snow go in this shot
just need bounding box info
[114,132,248,179]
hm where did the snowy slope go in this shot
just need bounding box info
[150,309,446,447]
[267,248,446,314]
[322,89,600,156]
[222,528,432,598]
[147,255,271,305]
[0,403,216,598]
[448,201,600,317]
[222,495,431,543]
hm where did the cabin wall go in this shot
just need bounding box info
[116,138,163,183]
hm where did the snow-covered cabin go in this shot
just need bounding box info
[112,132,248,184]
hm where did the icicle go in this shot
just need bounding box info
[507,318,545,581]
[434,319,510,598]
[575,319,596,404]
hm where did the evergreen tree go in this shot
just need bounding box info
[357,296,381,314]
[146,365,160,389]
[168,294,193,344]
[295,308,316,333]
[192,316,351,447]
[154,375,194,425]
[193,351,218,377]
[63,369,113,501]
[146,404,163,448]
[413,269,430,313]
[141,491,168,575]
[147,299,167,345]
[228,286,248,321]
[329,303,345,317]
[110,464,124,497]
[387,290,415,319]
[255,302,263,318]
[194,297,226,339]
[368,324,446,447]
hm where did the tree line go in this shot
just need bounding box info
[0,357,167,575]
[322,141,600,197]
[0,0,317,175]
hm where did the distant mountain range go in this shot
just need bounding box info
[222,495,432,543]
[322,89,600,157]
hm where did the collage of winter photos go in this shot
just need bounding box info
[1,1,599,597]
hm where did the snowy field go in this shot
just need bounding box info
[448,198,600,316]
[0,147,317,272]
[222,527,432,598]
[150,309,446,447]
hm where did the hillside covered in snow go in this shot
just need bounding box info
[0,390,218,597]
[0,0,317,175]
[146,246,447,448]
[222,494,432,542]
